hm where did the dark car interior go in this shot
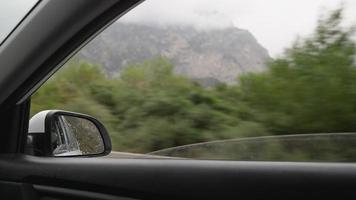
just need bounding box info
[0,0,356,199]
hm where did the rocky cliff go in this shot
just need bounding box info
[75,22,270,84]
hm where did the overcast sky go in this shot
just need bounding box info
[1,1,355,58]
[121,0,356,57]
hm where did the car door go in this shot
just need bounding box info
[1,0,356,199]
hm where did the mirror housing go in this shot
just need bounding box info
[26,110,111,157]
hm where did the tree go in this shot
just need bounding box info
[238,8,356,134]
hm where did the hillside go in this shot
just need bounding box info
[74,22,270,84]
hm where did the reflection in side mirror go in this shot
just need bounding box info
[27,110,111,157]
[51,115,105,156]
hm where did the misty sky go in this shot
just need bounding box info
[121,0,356,57]
[1,1,355,58]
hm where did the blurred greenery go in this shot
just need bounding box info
[31,8,356,158]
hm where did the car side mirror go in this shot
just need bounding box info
[26,110,111,157]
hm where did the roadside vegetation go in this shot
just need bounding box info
[31,8,356,155]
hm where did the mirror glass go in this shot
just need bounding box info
[50,115,105,156]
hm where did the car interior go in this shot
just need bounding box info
[1,0,356,199]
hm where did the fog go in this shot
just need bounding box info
[121,0,356,57]
[1,0,355,57]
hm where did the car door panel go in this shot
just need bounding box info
[1,155,356,199]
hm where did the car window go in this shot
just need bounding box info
[31,0,356,162]
[0,0,38,45]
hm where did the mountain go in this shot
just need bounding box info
[74,22,271,84]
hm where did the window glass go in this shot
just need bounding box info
[31,0,356,162]
[0,0,38,44]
